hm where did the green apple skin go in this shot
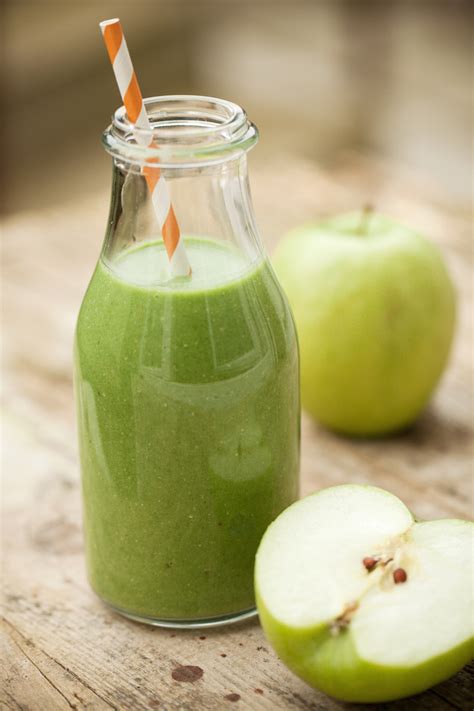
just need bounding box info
[272,213,456,436]
[256,594,473,703]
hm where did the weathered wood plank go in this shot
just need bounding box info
[2,620,112,710]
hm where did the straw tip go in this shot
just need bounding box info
[99,18,120,31]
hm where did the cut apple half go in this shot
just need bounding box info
[255,485,474,702]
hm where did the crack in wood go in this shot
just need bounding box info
[37,648,118,710]
[2,618,116,710]
[267,684,322,710]
[431,688,469,711]
[2,688,25,710]
[6,630,78,710]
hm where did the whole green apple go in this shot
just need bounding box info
[272,212,456,435]
[255,484,474,703]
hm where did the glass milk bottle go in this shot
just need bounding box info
[74,96,300,627]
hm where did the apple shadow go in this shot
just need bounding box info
[309,404,472,452]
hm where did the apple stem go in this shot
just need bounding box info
[362,556,379,571]
[358,204,374,235]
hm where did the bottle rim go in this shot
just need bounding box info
[102,94,258,168]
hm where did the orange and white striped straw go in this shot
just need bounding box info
[100,18,191,277]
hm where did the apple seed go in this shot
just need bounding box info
[393,568,407,584]
[362,556,379,571]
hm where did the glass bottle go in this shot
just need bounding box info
[74,95,300,628]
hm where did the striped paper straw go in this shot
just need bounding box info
[100,18,191,276]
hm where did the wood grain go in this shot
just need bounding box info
[2,154,473,710]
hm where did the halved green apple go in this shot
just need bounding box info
[255,485,473,702]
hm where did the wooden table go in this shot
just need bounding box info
[2,153,473,710]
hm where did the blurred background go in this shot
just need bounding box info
[3,0,473,216]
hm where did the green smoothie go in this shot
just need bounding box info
[74,237,299,622]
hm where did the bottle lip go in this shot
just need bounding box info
[102,94,259,167]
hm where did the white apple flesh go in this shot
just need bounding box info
[255,485,473,702]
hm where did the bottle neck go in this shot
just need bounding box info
[101,96,263,283]
[102,148,264,282]
[103,95,258,168]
